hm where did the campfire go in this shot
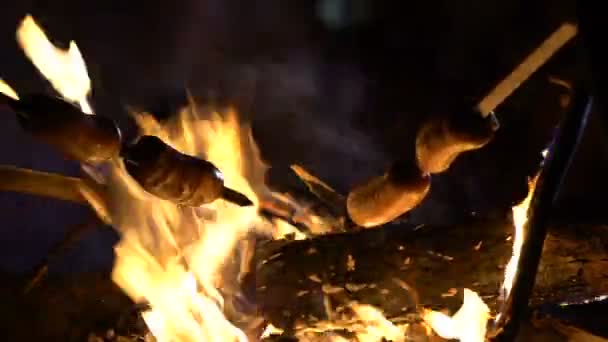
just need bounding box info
[1,14,607,342]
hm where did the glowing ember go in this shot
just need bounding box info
[0,79,19,100]
[293,302,410,342]
[16,15,93,113]
[423,289,490,342]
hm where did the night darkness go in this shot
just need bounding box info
[0,0,607,338]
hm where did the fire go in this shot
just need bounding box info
[14,14,269,341]
[16,15,93,114]
[12,12,539,342]
[420,153,546,341]
[423,289,490,342]
[346,304,410,342]
[501,174,539,298]
[0,79,19,100]
[109,107,272,341]
[273,218,308,240]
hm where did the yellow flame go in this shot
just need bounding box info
[16,15,93,114]
[273,218,307,240]
[423,289,490,342]
[260,324,284,339]
[293,301,410,342]
[501,172,540,300]
[348,304,409,342]
[108,106,274,342]
[0,79,19,100]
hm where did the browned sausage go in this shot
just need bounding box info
[9,94,121,163]
[415,111,499,174]
[346,159,430,227]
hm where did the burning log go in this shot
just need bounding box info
[1,269,605,341]
[246,219,608,331]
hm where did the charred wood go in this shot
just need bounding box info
[246,219,608,331]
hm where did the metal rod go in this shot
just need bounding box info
[493,89,592,341]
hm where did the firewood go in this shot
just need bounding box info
[246,219,608,331]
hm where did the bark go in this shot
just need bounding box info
[247,219,608,330]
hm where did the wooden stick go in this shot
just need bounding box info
[0,165,89,204]
[0,165,321,231]
[476,22,578,116]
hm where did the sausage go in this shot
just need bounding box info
[415,110,499,174]
[346,159,430,228]
[9,94,121,163]
[122,135,226,206]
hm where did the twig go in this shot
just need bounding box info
[289,164,345,213]
[492,89,592,340]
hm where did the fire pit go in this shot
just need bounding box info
[1,10,607,342]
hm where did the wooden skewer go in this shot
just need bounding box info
[0,165,89,204]
[476,22,578,117]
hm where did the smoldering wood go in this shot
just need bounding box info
[247,219,608,331]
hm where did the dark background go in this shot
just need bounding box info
[0,0,606,276]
